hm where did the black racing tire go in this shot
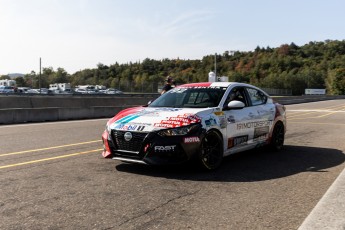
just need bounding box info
[270,122,285,151]
[198,130,223,170]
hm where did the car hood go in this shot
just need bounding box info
[109,107,216,132]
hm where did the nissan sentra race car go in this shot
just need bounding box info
[102,82,286,170]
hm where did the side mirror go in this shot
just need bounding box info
[225,100,245,110]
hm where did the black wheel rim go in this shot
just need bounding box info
[273,123,284,148]
[201,132,222,169]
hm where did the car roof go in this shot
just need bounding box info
[177,82,270,96]
[178,82,256,88]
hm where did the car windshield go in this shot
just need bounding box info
[149,86,227,108]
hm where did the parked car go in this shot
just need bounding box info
[27,89,40,94]
[105,88,123,94]
[0,86,15,93]
[74,88,88,94]
[17,87,31,93]
[101,82,286,170]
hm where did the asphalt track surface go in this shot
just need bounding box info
[1,100,345,229]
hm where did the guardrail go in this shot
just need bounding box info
[0,94,344,125]
[272,95,345,105]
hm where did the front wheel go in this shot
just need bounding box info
[270,122,285,151]
[198,130,223,170]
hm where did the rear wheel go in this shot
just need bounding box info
[198,130,223,170]
[270,122,285,151]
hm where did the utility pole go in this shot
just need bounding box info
[39,57,42,93]
[214,53,217,77]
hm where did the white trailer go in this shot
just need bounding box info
[0,79,16,86]
[49,83,71,93]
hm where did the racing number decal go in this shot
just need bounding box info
[228,135,248,149]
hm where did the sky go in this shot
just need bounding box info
[1,0,344,75]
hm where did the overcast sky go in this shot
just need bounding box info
[1,0,344,75]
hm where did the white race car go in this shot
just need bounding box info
[102,82,286,170]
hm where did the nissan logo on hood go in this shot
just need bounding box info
[124,132,132,141]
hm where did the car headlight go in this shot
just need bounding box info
[158,124,200,136]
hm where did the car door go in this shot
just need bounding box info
[244,87,275,145]
[223,86,274,155]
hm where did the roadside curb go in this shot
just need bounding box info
[298,166,345,230]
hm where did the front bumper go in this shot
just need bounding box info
[102,125,204,165]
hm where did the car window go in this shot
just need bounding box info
[224,87,248,107]
[149,87,226,108]
[246,88,267,106]
[187,92,210,104]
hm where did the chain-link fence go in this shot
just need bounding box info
[112,80,161,93]
[112,80,292,96]
[262,88,292,96]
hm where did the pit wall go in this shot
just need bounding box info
[0,94,157,124]
[1,94,345,125]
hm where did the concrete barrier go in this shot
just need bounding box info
[0,95,154,109]
[0,94,157,124]
[1,94,345,125]
[0,96,33,109]
[0,108,59,124]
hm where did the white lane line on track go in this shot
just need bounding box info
[0,140,101,157]
[0,149,102,169]
[288,109,345,113]
[298,166,345,230]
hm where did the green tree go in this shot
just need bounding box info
[0,75,10,80]
[326,68,345,95]
[15,77,26,87]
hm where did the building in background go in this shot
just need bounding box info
[0,79,16,87]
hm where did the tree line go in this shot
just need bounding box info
[2,39,345,95]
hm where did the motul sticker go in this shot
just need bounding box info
[154,114,201,128]
[183,136,200,143]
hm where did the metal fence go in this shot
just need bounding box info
[262,88,292,96]
[112,81,160,93]
[114,81,293,96]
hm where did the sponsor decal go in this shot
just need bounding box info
[178,114,201,122]
[214,111,224,116]
[114,124,146,131]
[168,117,192,123]
[114,124,125,129]
[154,114,201,128]
[228,135,248,149]
[154,123,175,128]
[154,145,176,151]
[161,120,189,126]
[205,117,217,127]
[236,120,273,130]
[253,126,269,141]
[137,126,145,131]
[154,108,182,112]
[227,115,236,123]
[183,136,200,143]
[219,117,227,128]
